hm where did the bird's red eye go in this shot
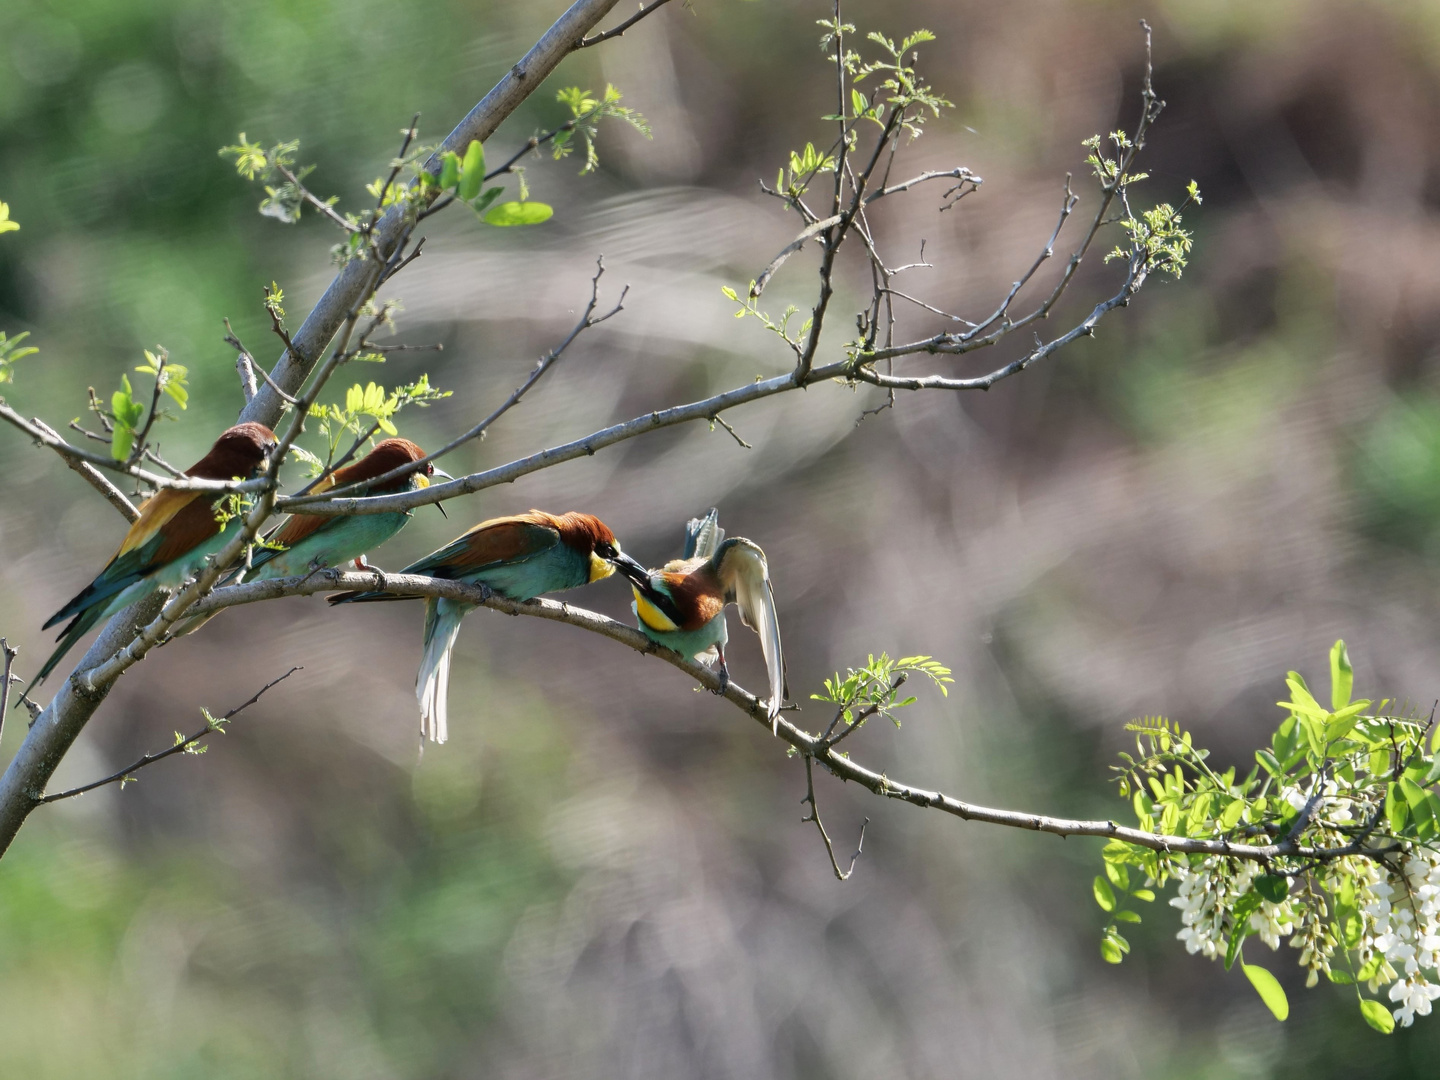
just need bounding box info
[425,463,435,476]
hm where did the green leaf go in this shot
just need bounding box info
[1361,998,1395,1034]
[1387,782,1408,835]
[438,151,461,192]
[1256,749,1282,776]
[1357,953,1383,982]
[471,185,504,215]
[1092,875,1116,912]
[1331,640,1353,711]
[483,201,554,226]
[1130,888,1155,902]
[111,421,133,461]
[1114,909,1142,923]
[0,201,18,234]
[1100,936,1124,964]
[1254,874,1289,903]
[1220,798,1246,830]
[1104,861,1129,891]
[459,140,485,201]
[1242,964,1289,1020]
[1326,968,1354,985]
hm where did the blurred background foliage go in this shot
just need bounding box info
[5,0,1440,1076]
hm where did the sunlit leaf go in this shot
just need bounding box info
[1242,964,1289,1021]
[1361,998,1395,1034]
[483,201,554,226]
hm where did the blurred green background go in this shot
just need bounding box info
[5,0,1440,1076]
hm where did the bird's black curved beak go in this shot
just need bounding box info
[607,551,651,588]
[430,466,453,518]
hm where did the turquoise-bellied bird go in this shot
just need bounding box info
[329,510,625,744]
[608,509,787,730]
[27,422,278,693]
[246,438,436,581]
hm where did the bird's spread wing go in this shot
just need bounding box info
[719,540,786,727]
[404,517,559,577]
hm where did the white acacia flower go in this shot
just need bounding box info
[1389,976,1440,1027]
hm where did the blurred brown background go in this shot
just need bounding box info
[4,0,1440,1075]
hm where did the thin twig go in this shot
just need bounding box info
[803,753,868,880]
[39,667,301,803]
[709,413,752,449]
[574,0,675,48]
[298,257,627,503]
[225,318,260,404]
[125,348,168,469]
[30,418,140,522]
[0,639,16,747]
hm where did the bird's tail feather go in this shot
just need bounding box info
[19,607,103,705]
[327,590,419,605]
[683,508,724,561]
[416,597,471,744]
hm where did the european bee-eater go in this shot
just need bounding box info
[329,510,625,744]
[28,422,278,692]
[609,512,787,730]
[246,438,435,581]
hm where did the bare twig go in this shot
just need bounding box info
[297,257,628,503]
[0,639,16,747]
[574,0,674,48]
[802,753,868,880]
[0,402,265,494]
[30,418,140,522]
[709,413,752,449]
[38,667,300,803]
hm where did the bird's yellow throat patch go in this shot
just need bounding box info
[588,551,617,584]
[633,588,679,632]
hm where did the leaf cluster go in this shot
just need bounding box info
[301,374,449,476]
[1100,641,1440,1032]
[0,330,38,386]
[552,84,650,175]
[811,652,953,734]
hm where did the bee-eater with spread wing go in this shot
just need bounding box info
[27,422,278,693]
[329,510,626,744]
[245,438,438,581]
[608,510,787,730]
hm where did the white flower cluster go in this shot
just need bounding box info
[1170,859,1296,959]
[1362,854,1440,1026]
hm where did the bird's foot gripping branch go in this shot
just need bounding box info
[1098,641,1440,1033]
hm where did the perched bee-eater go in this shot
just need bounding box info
[246,438,437,581]
[329,510,625,744]
[608,510,787,730]
[27,422,278,692]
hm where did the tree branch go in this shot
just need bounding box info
[0,638,16,749]
[175,570,1378,867]
[0,0,626,861]
[37,667,300,804]
[574,0,674,49]
[238,0,622,423]
[309,257,627,501]
[29,417,140,522]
